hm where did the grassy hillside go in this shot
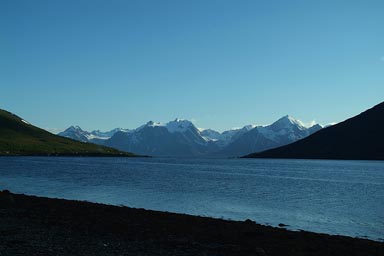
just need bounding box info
[0,109,136,156]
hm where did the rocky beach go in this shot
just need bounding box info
[0,190,383,256]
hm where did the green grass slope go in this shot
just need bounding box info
[0,109,136,156]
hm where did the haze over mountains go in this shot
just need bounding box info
[59,116,322,157]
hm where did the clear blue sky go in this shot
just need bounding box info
[1,0,384,132]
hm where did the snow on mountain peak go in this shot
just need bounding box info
[270,115,319,131]
[242,124,257,131]
[135,119,195,133]
[226,124,257,133]
[58,125,90,142]
[59,125,130,141]
[146,121,162,127]
[166,118,194,133]
[200,128,222,141]
[272,115,303,129]
[67,125,84,132]
[133,121,160,132]
[285,115,319,129]
[91,128,131,137]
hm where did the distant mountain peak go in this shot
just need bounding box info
[277,115,300,124]
[169,118,192,124]
[137,119,195,133]
[271,115,319,130]
[66,125,84,132]
[145,121,162,127]
[200,128,222,141]
[90,128,130,138]
[242,124,257,131]
[227,124,257,132]
[166,119,194,133]
[245,101,384,160]
[59,125,129,143]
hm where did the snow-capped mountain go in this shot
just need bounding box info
[200,125,256,145]
[105,119,217,156]
[58,126,129,145]
[200,129,222,141]
[136,119,198,134]
[57,116,322,157]
[166,118,195,133]
[58,126,91,143]
[90,128,130,138]
[216,116,322,157]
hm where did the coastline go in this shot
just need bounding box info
[0,190,383,256]
[0,153,147,157]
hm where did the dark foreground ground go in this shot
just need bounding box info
[0,191,383,256]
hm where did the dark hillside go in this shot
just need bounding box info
[0,109,135,156]
[245,102,384,160]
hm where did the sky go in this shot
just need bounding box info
[1,0,384,132]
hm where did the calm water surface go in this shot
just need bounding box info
[0,157,383,241]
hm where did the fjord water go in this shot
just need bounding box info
[0,157,383,241]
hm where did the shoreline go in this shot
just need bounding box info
[0,153,145,157]
[1,190,383,255]
[2,191,381,243]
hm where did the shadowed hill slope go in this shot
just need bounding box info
[0,109,136,156]
[244,102,384,160]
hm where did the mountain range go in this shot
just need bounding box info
[3,101,382,159]
[58,116,322,157]
[58,126,130,145]
[245,101,384,160]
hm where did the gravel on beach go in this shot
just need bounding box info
[0,190,383,256]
